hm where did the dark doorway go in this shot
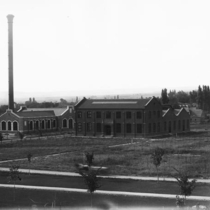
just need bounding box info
[104,125,112,135]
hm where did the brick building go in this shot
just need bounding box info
[0,106,75,134]
[75,97,190,137]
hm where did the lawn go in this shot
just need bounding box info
[0,130,210,178]
[0,187,209,209]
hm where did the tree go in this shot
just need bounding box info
[0,132,3,144]
[161,89,169,104]
[8,165,21,201]
[197,85,203,109]
[78,168,101,208]
[85,152,94,167]
[27,153,33,175]
[173,168,196,204]
[151,147,164,181]
[168,90,178,105]
[18,132,24,141]
[189,90,197,104]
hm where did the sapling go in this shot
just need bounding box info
[151,147,164,181]
[27,153,33,175]
[8,165,21,201]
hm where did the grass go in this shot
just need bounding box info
[2,187,209,209]
[0,128,210,178]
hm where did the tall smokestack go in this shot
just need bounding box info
[7,14,14,110]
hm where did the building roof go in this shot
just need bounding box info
[190,108,204,118]
[76,98,152,109]
[16,111,55,118]
[22,108,68,116]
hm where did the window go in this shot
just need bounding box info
[126,123,132,133]
[41,120,45,130]
[96,112,101,119]
[53,119,56,128]
[164,121,167,131]
[35,121,39,130]
[126,112,132,119]
[148,111,151,119]
[13,121,18,131]
[148,123,151,133]
[168,121,171,132]
[157,111,161,118]
[29,121,33,130]
[2,121,6,131]
[136,124,142,133]
[77,112,82,118]
[69,119,73,129]
[157,122,160,132]
[106,111,111,119]
[173,121,176,131]
[47,120,51,129]
[116,112,121,119]
[183,120,185,131]
[178,120,181,130]
[96,123,101,132]
[63,119,67,128]
[136,111,142,119]
[87,111,92,118]
[153,111,156,116]
[116,123,121,133]
[8,121,12,131]
[87,122,92,132]
[153,123,156,133]
[187,119,189,129]
[77,123,82,132]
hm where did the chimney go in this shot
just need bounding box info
[7,14,14,111]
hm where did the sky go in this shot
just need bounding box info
[0,0,210,102]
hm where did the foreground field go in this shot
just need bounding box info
[0,187,209,209]
[0,129,210,178]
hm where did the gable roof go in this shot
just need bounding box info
[76,98,152,109]
[19,106,72,116]
[16,111,55,118]
[190,108,204,118]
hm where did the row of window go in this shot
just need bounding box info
[77,119,190,134]
[78,111,143,119]
[1,121,18,131]
[0,119,74,132]
[26,118,74,131]
[77,123,143,133]
[148,110,161,119]
[162,119,190,133]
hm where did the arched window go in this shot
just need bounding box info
[62,119,67,128]
[8,121,12,131]
[41,120,45,130]
[52,119,56,128]
[47,120,51,129]
[29,121,33,130]
[69,119,73,129]
[35,121,39,130]
[2,121,6,131]
[13,121,18,131]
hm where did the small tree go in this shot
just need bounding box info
[0,132,3,144]
[18,132,24,141]
[173,168,196,204]
[151,147,164,181]
[85,152,94,167]
[27,153,33,175]
[78,168,101,208]
[8,165,21,201]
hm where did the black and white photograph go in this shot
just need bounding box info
[0,0,210,209]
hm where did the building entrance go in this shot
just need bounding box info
[104,125,112,135]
